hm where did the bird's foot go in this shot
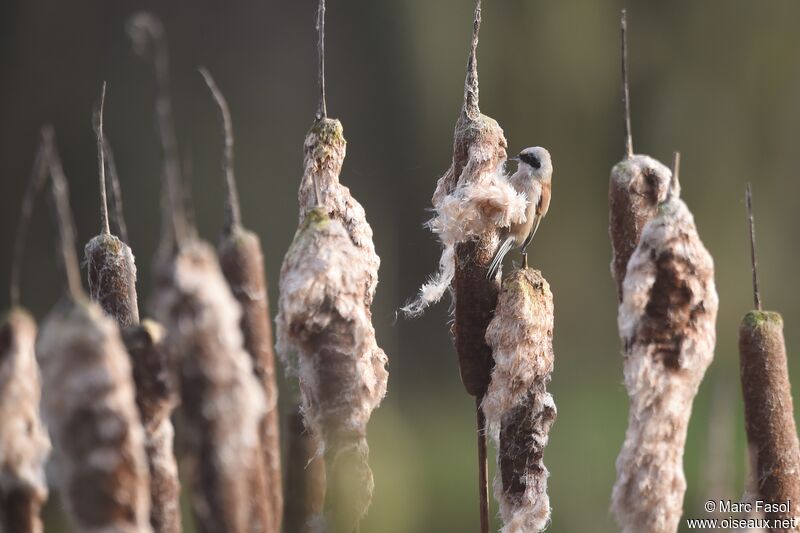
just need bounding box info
[522,252,528,269]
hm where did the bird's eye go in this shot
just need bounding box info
[520,153,542,169]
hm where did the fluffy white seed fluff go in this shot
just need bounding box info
[403,155,524,317]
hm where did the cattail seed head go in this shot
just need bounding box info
[612,195,718,533]
[484,269,556,533]
[122,319,181,533]
[739,311,800,525]
[0,308,50,533]
[608,155,672,301]
[153,240,270,533]
[37,298,152,533]
[278,116,388,530]
[85,233,140,327]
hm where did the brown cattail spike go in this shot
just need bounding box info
[608,156,672,301]
[40,127,82,300]
[621,9,633,159]
[739,311,800,526]
[0,309,51,533]
[121,320,181,533]
[199,68,242,233]
[316,0,327,120]
[745,184,762,311]
[202,67,284,533]
[127,12,187,249]
[94,82,111,235]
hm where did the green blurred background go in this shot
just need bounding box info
[2,0,799,531]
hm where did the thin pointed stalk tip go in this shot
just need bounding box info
[95,82,111,235]
[745,183,762,311]
[199,67,242,232]
[621,9,633,159]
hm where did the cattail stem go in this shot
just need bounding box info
[670,151,680,199]
[94,82,111,235]
[9,145,48,308]
[127,12,186,248]
[284,409,326,533]
[476,397,490,533]
[316,0,327,120]
[620,9,633,159]
[199,68,241,232]
[40,127,82,300]
[745,183,762,311]
[102,138,130,243]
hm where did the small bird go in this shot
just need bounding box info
[487,146,553,278]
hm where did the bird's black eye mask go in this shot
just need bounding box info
[520,152,541,169]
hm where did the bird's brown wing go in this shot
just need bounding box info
[521,181,550,251]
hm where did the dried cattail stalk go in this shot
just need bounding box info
[284,408,326,533]
[403,3,507,531]
[276,1,388,529]
[36,129,152,532]
[122,320,181,533]
[127,11,188,255]
[0,309,50,533]
[153,240,271,533]
[738,185,800,527]
[201,67,283,533]
[609,11,673,301]
[84,84,140,326]
[1,142,51,533]
[612,181,718,533]
[483,269,555,533]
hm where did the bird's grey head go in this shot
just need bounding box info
[515,147,552,181]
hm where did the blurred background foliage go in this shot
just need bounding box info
[1,0,799,531]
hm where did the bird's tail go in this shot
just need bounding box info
[487,236,515,280]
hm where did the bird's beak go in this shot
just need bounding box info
[508,156,520,162]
